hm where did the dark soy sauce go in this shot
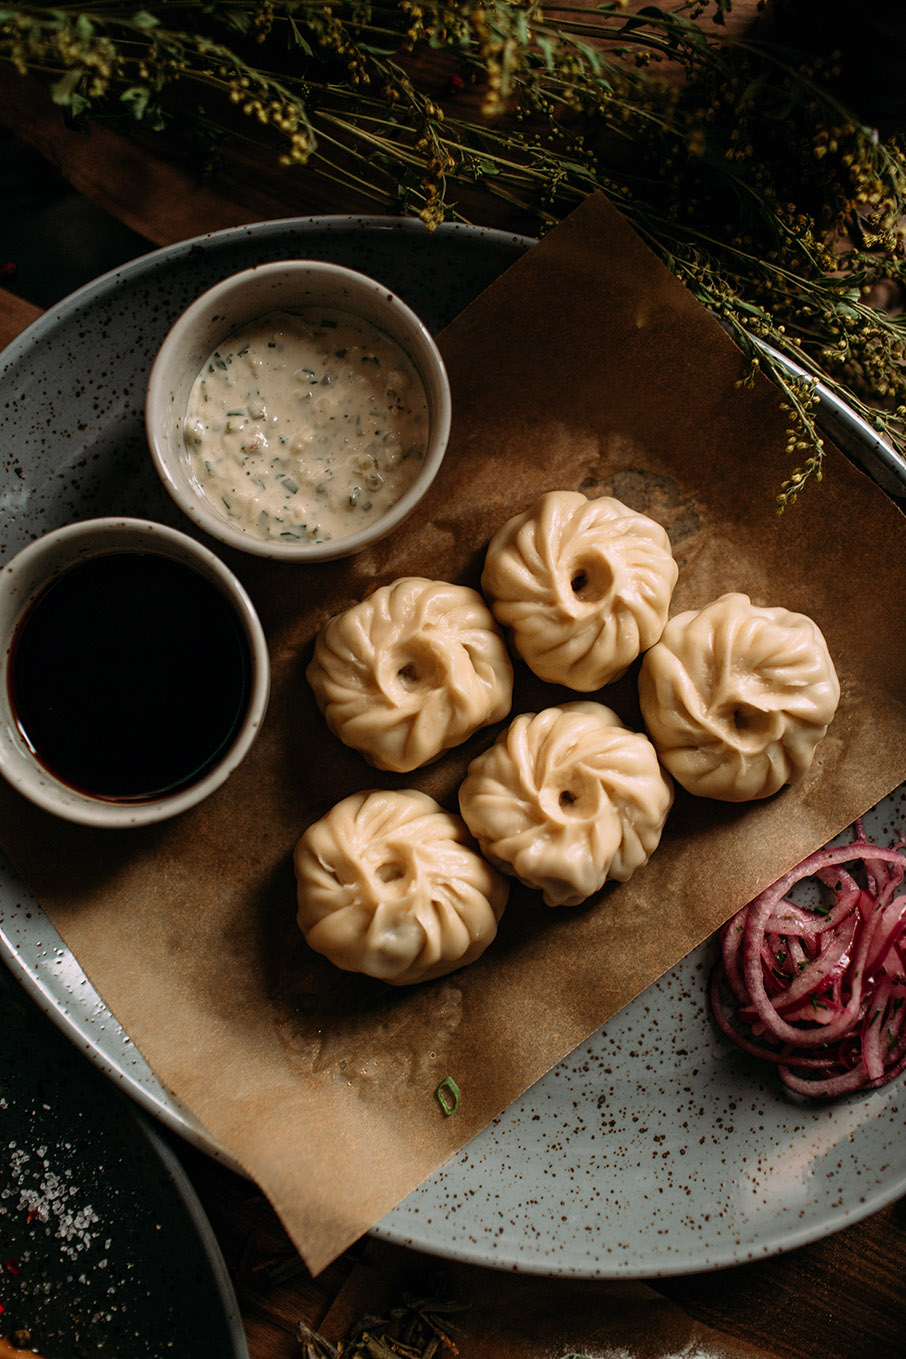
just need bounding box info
[8,552,253,802]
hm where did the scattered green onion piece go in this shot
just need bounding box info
[435,1076,460,1116]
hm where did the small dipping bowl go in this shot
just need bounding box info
[146,260,452,562]
[0,518,270,828]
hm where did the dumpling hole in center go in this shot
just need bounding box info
[394,642,444,693]
[376,860,406,883]
[724,701,774,744]
[554,783,594,819]
[568,556,613,604]
[541,777,597,823]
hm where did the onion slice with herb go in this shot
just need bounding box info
[709,821,906,1097]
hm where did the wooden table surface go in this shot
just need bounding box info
[2,5,905,1356]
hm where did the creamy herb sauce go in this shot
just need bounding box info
[184,308,429,544]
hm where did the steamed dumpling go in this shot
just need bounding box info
[458,701,673,907]
[480,490,678,690]
[294,789,508,985]
[638,592,840,802]
[307,576,513,772]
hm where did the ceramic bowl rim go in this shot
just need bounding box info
[145,259,452,562]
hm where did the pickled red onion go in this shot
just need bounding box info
[709,820,906,1097]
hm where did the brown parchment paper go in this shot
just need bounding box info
[3,193,906,1274]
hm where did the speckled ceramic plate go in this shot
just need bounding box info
[1,217,905,1279]
[0,967,248,1357]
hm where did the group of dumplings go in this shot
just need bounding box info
[295,489,840,985]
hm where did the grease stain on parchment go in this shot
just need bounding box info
[271,935,465,1101]
[579,465,702,550]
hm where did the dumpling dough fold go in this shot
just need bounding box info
[307,576,513,772]
[458,701,673,908]
[481,490,677,690]
[638,592,840,801]
[294,789,508,985]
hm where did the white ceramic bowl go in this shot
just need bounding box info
[146,260,452,562]
[0,518,270,828]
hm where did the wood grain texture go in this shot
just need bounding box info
[0,284,41,350]
[657,1201,906,1359]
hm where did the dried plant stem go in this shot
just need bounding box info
[2,1,904,505]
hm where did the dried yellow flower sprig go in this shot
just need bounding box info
[2,1,904,506]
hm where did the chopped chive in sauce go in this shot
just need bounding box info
[184,307,429,545]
